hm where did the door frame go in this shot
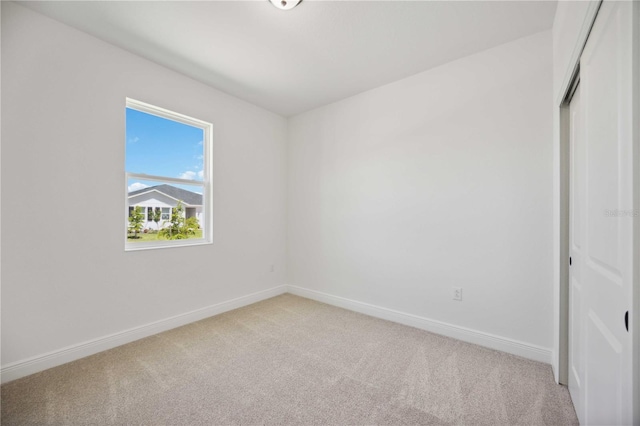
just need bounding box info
[555,2,639,423]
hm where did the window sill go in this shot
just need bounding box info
[125,238,212,252]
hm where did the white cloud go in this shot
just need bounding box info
[178,171,197,180]
[128,182,149,192]
[128,136,140,144]
[178,170,205,180]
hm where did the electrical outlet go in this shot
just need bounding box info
[452,287,462,301]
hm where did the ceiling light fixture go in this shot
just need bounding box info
[269,0,302,11]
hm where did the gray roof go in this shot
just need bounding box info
[128,184,203,206]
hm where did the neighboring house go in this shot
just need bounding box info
[128,184,203,230]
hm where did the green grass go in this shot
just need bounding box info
[128,229,203,242]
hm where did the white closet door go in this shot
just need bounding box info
[571,0,634,424]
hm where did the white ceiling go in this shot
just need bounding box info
[21,1,557,117]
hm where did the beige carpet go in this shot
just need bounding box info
[1,294,578,425]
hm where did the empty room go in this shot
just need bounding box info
[1,0,638,424]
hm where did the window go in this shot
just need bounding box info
[128,206,148,219]
[125,98,212,250]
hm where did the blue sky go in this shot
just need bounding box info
[126,108,204,192]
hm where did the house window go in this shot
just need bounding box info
[128,206,147,219]
[125,98,212,250]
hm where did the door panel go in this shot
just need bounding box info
[573,1,634,424]
[586,310,623,426]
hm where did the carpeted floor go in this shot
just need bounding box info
[1,294,578,425]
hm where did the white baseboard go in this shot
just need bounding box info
[287,285,552,364]
[0,285,287,384]
[2,284,552,384]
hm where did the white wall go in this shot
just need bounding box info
[1,2,287,369]
[1,1,557,379]
[287,31,554,352]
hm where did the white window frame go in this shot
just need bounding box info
[125,98,212,251]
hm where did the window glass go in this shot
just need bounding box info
[125,99,211,250]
